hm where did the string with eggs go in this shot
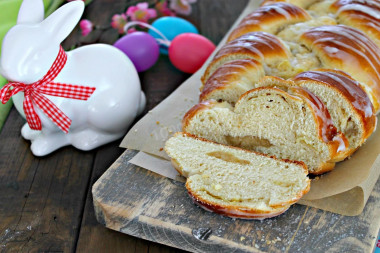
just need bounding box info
[113,17,216,73]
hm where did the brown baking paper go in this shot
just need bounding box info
[121,0,380,216]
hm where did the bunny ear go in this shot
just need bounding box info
[41,1,85,44]
[17,0,45,24]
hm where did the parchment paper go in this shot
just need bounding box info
[121,0,380,216]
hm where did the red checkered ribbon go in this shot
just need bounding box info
[0,46,96,133]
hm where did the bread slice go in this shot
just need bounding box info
[165,132,310,219]
[183,81,349,174]
[291,70,377,155]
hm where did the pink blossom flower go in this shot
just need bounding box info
[156,0,175,16]
[126,2,157,23]
[111,13,127,34]
[79,19,93,36]
[170,0,197,15]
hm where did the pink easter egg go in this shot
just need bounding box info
[169,33,216,74]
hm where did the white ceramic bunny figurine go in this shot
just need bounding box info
[0,0,145,156]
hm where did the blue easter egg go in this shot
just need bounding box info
[149,17,199,54]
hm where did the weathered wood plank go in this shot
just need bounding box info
[93,149,380,253]
[70,0,249,251]
[0,108,95,252]
[75,142,136,253]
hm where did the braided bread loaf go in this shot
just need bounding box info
[181,0,379,175]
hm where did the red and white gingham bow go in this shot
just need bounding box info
[0,46,96,133]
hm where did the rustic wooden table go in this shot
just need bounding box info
[0,0,249,252]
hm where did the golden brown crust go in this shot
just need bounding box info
[288,86,349,162]
[300,25,380,112]
[330,0,380,47]
[201,32,290,84]
[200,59,264,102]
[182,100,221,131]
[293,69,377,142]
[187,187,290,220]
[227,2,311,42]
[216,32,290,62]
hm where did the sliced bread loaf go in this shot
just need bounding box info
[165,132,310,219]
[183,80,349,174]
[292,69,377,154]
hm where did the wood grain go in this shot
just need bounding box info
[0,108,95,252]
[93,149,380,253]
[9,0,376,252]
[72,0,248,251]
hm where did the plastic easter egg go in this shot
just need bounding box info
[113,31,159,72]
[169,33,216,74]
[149,17,199,54]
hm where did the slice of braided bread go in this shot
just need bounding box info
[291,69,377,153]
[165,132,310,219]
[183,79,349,174]
[254,70,377,155]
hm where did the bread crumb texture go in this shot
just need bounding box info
[165,133,310,217]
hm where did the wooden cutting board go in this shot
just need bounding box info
[92,149,380,252]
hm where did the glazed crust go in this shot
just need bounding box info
[200,59,264,102]
[300,25,380,112]
[176,1,380,218]
[293,69,377,143]
[239,86,349,171]
[227,2,311,42]
[201,32,290,84]
[330,0,380,47]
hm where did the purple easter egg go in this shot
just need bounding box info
[114,31,159,72]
